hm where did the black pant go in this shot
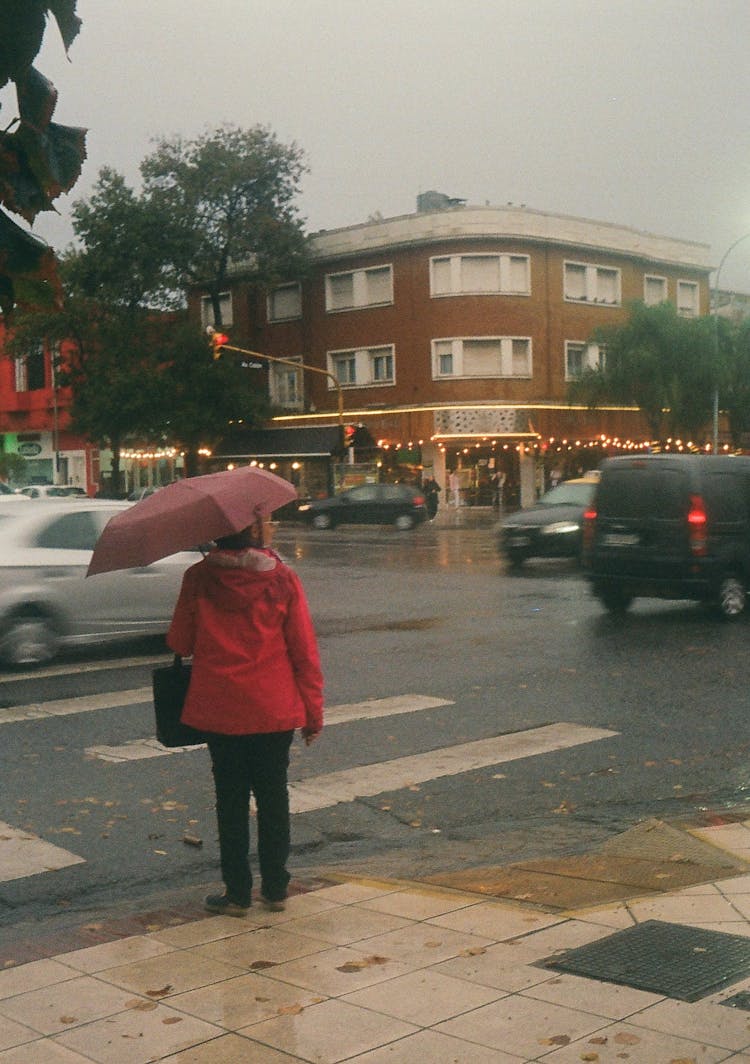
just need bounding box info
[206,731,294,905]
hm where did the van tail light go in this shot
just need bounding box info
[413,494,426,506]
[687,494,708,556]
[582,506,597,551]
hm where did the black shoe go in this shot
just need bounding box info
[204,893,251,917]
[260,895,286,912]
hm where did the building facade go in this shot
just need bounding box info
[0,327,99,492]
[196,197,711,506]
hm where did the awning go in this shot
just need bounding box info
[216,425,342,459]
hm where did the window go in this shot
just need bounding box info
[430,253,530,296]
[563,262,620,305]
[200,292,233,328]
[565,341,606,380]
[35,510,114,551]
[327,345,396,388]
[644,275,668,306]
[15,344,45,392]
[269,359,302,409]
[677,280,699,317]
[324,265,393,311]
[267,282,302,322]
[432,337,532,379]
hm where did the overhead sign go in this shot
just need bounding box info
[17,442,42,456]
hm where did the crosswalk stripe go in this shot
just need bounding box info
[84,694,455,762]
[289,722,618,812]
[1,688,152,724]
[0,821,85,881]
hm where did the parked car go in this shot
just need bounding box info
[16,485,88,499]
[497,475,600,567]
[0,500,199,667]
[297,483,428,530]
[583,454,750,618]
[127,486,162,501]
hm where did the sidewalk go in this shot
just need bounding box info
[3,820,750,1060]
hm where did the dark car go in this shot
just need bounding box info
[583,454,750,618]
[498,475,600,567]
[297,483,428,530]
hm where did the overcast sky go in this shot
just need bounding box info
[20,0,750,289]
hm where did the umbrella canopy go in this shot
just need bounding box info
[87,466,297,577]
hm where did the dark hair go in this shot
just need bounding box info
[214,524,258,550]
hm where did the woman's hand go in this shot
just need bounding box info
[301,726,321,746]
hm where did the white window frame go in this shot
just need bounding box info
[565,340,606,381]
[431,336,532,379]
[324,265,393,312]
[200,291,233,328]
[644,274,668,306]
[429,253,531,297]
[266,282,302,322]
[676,279,700,317]
[326,344,396,389]
[269,357,303,409]
[563,261,621,305]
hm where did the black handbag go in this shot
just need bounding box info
[152,655,205,747]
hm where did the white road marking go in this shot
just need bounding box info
[288,723,618,813]
[0,821,85,881]
[2,688,152,724]
[84,693,455,762]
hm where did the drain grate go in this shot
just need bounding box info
[721,990,750,1011]
[541,920,750,1002]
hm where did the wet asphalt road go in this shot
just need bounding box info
[1,519,749,931]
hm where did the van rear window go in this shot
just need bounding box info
[702,472,748,522]
[598,467,687,519]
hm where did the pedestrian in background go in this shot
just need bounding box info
[422,476,441,519]
[167,513,323,916]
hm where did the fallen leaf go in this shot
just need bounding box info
[277,1003,304,1015]
[58,1015,77,1025]
[409,820,422,827]
[614,1031,641,1045]
[146,984,173,998]
[182,835,203,847]
[539,1034,571,1046]
[153,849,168,855]
[459,946,486,957]
[162,1017,183,1025]
[250,960,276,970]
[580,1054,600,1062]
[337,960,367,972]
[125,999,158,1012]
[589,1036,608,1044]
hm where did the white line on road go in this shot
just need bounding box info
[0,821,85,881]
[287,723,618,813]
[1,688,153,724]
[85,694,456,762]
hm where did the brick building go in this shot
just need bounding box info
[195,195,711,506]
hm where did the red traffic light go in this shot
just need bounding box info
[207,327,229,359]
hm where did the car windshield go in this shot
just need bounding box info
[539,481,596,507]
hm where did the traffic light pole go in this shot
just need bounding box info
[208,329,344,442]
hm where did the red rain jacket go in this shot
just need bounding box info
[166,547,324,736]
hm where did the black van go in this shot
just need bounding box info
[582,454,750,618]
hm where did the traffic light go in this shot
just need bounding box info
[342,424,356,450]
[207,326,229,360]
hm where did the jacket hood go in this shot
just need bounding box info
[200,547,284,611]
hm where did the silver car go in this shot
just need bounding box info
[0,501,198,667]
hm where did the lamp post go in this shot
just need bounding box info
[712,232,750,453]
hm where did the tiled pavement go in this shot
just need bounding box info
[5,822,750,1061]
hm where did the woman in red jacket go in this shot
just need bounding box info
[167,514,323,916]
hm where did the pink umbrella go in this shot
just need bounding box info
[87,466,297,577]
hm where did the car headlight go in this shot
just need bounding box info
[298,504,311,513]
[540,521,581,536]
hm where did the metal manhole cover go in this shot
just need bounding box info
[540,920,750,1002]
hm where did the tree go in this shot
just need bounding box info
[148,321,269,478]
[141,124,310,327]
[569,301,718,441]
[0,0,87,316]
[721,316,750,447]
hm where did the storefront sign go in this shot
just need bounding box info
[17,442,42,456]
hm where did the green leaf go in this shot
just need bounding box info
[0,208,62,314]
[17,65,58,128]
[47,0,83,54]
